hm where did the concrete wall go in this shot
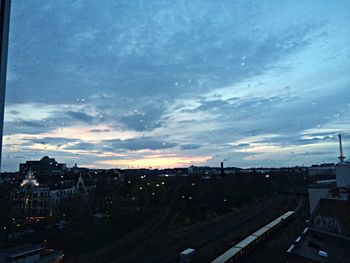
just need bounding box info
[336,164,350,188]
[308,188,330,215]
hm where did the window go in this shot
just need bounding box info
[1,1,349,262]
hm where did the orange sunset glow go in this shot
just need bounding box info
[97,155,211,169]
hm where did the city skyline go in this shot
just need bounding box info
[2,0,350,171]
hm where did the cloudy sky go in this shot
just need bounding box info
[3,0,350,171]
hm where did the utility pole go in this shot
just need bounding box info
[0,0,11,171]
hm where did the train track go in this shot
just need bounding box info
[91,206,171,263]
[86,195,286,263]
[140,195,283,263]
[239,196,305,263]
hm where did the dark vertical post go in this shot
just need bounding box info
[0,0,11,171]
[220,162,225,178]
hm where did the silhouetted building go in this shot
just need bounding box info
[0,244,63,263]
[19,156,67,176]
[12,171,95,218]
[12,171,50,217]
[308,163,335,178]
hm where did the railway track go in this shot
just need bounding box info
[92,206,171,263]
[84,195,286,263]
[140,195,283,263]
[240,196,306,263]
[212,196,305,263]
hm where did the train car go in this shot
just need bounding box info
[251,227,271,242]
[264,218,281,229]
[281,211,294,220]
[211,247,242,263]
[235,235,258,252]
[211,210,295,263]
[211,236,259,263]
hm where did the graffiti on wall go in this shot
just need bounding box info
[313,216,344,235]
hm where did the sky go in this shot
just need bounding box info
[2,0,350,171]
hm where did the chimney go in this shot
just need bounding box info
[338,133,346,162]
[221,162,225,177]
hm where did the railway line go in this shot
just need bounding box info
[210,197,304,263]
[240,197,307,263]
[137,195,284,263]
[79,195,292,263]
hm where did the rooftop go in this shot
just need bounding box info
[0,244,43,257]
[235,235,257,248]
[308,181,336,189]
[180,248,195,255]
[287,228,350,262]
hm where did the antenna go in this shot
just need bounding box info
[338,133,345,162]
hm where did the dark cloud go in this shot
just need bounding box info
[39,137,78,144]
[118,104,165,131]
[180,144,202,150]
[65,142,97,151]
[61,137,178,152]
[6,0,320,106]
[20,121,45,128]
[3,0,349,171]
[298,151,335,156]
[4,120,50,135]
[304,132,337,137]
[236,143,250,148]
[188,99,230,113]
[104,137,177,151]
[189,95,298,115]
[250,132,349,149]
[89,128,110,133]
[119,114,161,132]
[66,111,94,123]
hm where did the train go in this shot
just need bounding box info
[211,211,295,263]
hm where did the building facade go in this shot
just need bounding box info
[12,172,95,218]
[19,156,67,176]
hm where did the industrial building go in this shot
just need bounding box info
[308,134,350,215]
[288,134,350,262]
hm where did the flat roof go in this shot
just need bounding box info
[287,244,295,253]
[282,211,294,218]
[211,247,241,263]
[40,248,64,258]
[264,219,281,229]
[251,227,270,237]
[235,235,258,248]
[0,244,43,257]
[294,236,301,243]
[287,228,350,262]
[253,211,293,235]
[180,248,195,255]
[309,182,336,189]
